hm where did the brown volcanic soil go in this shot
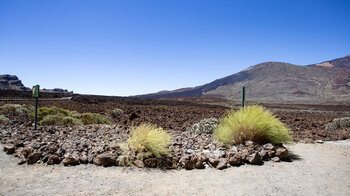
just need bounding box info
[1,94,350,141]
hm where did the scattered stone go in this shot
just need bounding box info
[271,157,280,162]
[245,141,254,147]
[276,147,288,160]
[228,155,241,166]
[93,153,116,167]
[260,149,275,160]
[202,149,210,155]
[315,140,324,144]
[144,158,158,168]
[79,155,88,164]
[239,148,251,159]
[231,146,238,152]
[194,153,207,169]
[179,155,196,170]
[213,150,224,159]
[209,157,219,168]
[129,113,139,121]
[20,147,32,158]
[133,160,145,168]
[47,155,61,165]
[87,154,95,164]
[263,143,275,150]
[42,154,49,163]
[27,152,42,164]
[186,149,194,154]
[246,152,262,165]
[62,156,80,166]
[3,145,15,154]
[17,159,26,165]
[216,158,228,170]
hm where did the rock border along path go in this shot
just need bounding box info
[1,141,350,196]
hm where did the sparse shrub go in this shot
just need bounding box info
[214,105,292,146]
[0,104,34,118]
[40,114,83,126]
[16,105,35,117]
[156,105,167,110]
[109,108,124,118]
[33,106,111,126]
[34,106,72,121]
[121,123,172,164]
[325,117,350,130]
[0,104,18,116]
[0,115,9,123]
[78,113,112,125]
[189,118,218,134]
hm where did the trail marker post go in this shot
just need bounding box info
[32,85,39,130]
[241,86,245,109]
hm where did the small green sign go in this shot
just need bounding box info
[32,85,40,98]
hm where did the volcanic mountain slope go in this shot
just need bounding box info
[138,55,350,104]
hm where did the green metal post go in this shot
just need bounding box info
[32,84,39,130]
[34,97,38,130]
[241,86,245,109]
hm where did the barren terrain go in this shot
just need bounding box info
[1,92,350,195]
[1,141,350,196]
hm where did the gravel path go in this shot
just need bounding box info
[1,141,350,196]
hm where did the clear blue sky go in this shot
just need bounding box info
[1,0,349,96]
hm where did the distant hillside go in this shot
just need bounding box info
[0,74,72,94]
[138,55,350,104]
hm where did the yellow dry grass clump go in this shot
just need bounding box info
[121,123,172,164]
[214,105,292,146]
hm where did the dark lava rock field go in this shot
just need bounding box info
[1,94,350,169]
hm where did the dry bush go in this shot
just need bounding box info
[0,115,9,124]
[189,118,218,134]
[40,114,83,126]
[78,113,112,125]
[214,105,292,146]
[34,106,72,121]
[325,117,350,130]
[0,104,34,117]
[109,108,124,118]
[121,123,172,165]
[34,106,111,126]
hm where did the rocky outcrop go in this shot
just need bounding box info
[0,74,72,93]
[0,75,29,91]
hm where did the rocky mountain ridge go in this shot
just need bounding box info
[0,74,72,94]
[138,55,350,104]
[0,75,29,91]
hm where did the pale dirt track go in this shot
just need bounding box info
[1,142,350,196]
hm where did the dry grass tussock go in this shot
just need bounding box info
[120,123,172,165]
[214,105,292,146]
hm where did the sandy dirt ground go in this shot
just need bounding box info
[1,142,350,196]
